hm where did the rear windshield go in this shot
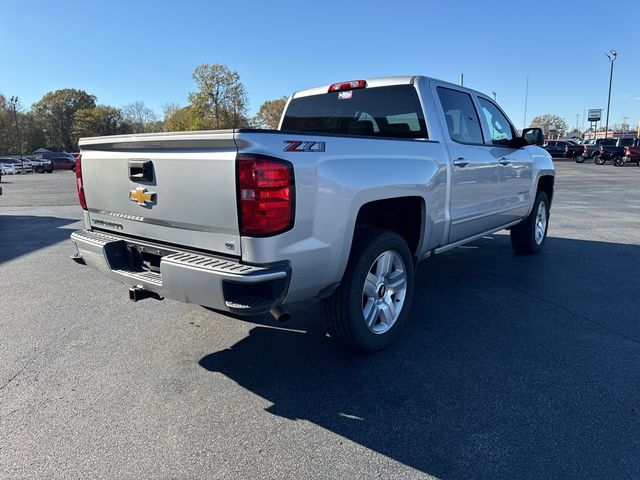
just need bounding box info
[281,84,427,139]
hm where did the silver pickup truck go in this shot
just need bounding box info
[71,76,554,351]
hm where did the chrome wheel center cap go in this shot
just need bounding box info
[377,284,387,298]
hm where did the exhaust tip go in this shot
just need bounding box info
[270,306,291,322]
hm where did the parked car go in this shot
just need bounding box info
[30,158,54,173]
[71,75,554,352]
[618,144,640,167]
[0,162,18,175]
[51,156,76,172]
[0,158,32,173]
[596,137,639,165]
[575,138,618,163]
[543,140,578,158]
[35,151,77,161]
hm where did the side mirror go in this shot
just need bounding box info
[522,127,544,146]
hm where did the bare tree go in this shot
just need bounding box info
[123,101,159,133]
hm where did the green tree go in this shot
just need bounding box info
[71,106,131,141]
[32,89,97,150]
[21,112,47,152]
[0,94,18,153]
[188,64,248,129]
[529,114,568,138]
[253,96,288,129]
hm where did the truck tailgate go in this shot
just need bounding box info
[79,131,241,256]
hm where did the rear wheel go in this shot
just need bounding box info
[575,154,585,163]
[510,191,549,254]
[594,155,605,165]
[612,157,624,167]
[322,229,415,352]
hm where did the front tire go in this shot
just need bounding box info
[510,191,550,254]
[322,229,415,352]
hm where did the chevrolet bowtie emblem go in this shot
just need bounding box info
[129,187,156,206]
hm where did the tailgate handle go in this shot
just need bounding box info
[129,160,154,182]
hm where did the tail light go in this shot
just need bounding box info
[237,154,294,236]
[583,146,587,153]
[328,80,367,92]
[599,146,604,153]
[75,154,87,210]
[624,147,630,155]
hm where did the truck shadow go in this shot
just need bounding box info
[200,235,640,479]
[0,215,78,264]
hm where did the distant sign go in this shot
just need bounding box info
[588,109,602,122]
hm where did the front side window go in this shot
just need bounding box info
[478,98,514,146]
[436,87,484,144]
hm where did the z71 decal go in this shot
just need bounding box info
[284,140,326,152]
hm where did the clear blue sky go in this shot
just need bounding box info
[2,0,639,131]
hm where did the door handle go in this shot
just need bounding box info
[499,158,511,166]
[453,157,470,167]
[129,159,154,182]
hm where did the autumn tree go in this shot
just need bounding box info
[32,89,97,150]
[529,114,568,138]
[163,104,203,132]
[188,64,249,129]
[253,96,288,129]
[71,106,131,141]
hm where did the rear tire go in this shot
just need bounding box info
[510,191,550,254]
[322,229,415,352]
[575,154,585,163]
[594,155,605,165]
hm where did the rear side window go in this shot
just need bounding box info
[281,85,427,139]
[437,87,484,144]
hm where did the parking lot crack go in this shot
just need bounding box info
[0,369,22,393]
[465,270,640,346]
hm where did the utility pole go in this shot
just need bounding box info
[523,75,529,130]
[459,73,464,86]
[492,91,497,101]
[604,50,617,139]
[576,114,580,132]
[9,96,23,166]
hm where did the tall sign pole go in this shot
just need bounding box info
[604,50,617,139]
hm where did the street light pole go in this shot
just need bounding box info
[604,49,617,139]
[9,96,23,163]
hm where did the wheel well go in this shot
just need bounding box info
[354,197,423,255]
[537,175,554,206]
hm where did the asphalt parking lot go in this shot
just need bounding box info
[1,162,639,479]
